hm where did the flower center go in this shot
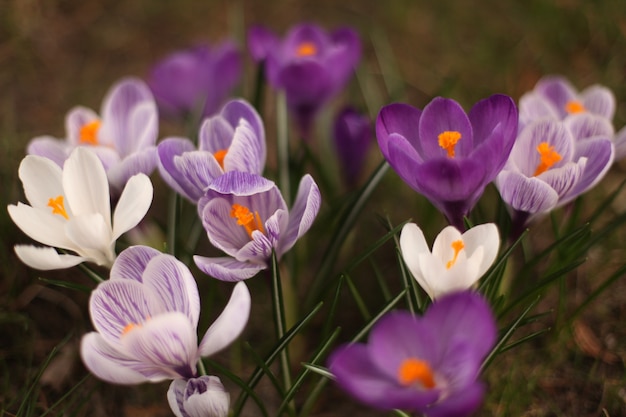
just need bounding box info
[214,149,228,170]
[398,358,436,388]
[47,195,69,220]
[230,204,265,239]
[438,131,462,158]
[445,239,465,269]
[533,142,562,176]
[121,316,150,337]
[296,42,317,57]
[565,100,586,114]
[79,120,101,145]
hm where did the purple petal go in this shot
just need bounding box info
[247,25,279,62]
[110,245,161,283]
[236,230,274,262]
[418,98,473,159]
[167,376,230,417]
[410,157,487,203]
[193,256,265,282]
[207,171,275,196]
[80,333,149,384]
[278,175,321,256]
[518,92,560,130]
[199,114,236,152]
[564,113,614,141]
[173,151,223,196]
[614,125,626,160]
[376,103,422,159]
[426,382,485,417]
[201,43,242,117]
[26,136,70,167]
[496,170,559,213]
[200,198,251,255]
[107,146,158,193]
[563,137,614,202]
[534,76,578,118]
[581,85,615,119]
[157,137,204,202]
[325,27,361,87]
[219,99,265,146]
[538,160,586,198]
[223,121,265,174]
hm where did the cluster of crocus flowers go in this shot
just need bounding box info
[248,23,361,137]
[148,41,242,120]
[194,171,321,281]
[80,245,251,384]
[157,99,266,203]
[27,77,159,192]
[328,291,497,417]
[8,148,153,270]
[400,223,500,300]
[376,95,518,230]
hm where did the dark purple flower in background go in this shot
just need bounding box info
[332,107,372,186]
[328,291,497,417]
[194,171,321,282]
[148,41,241,119]
[248,23,361,137]
[376,95,518,230]
[157,99,265,203]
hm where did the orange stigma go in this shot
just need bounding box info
[398,358,436,388]
[214,149,228,170]
[47,195,69,220]
[230,204,265,238]
[533,142,562,176]
[121,322,140,336]
[79,120,101,145]
[438,131,462,158]
[296,42,317,57]
[565,100,586,114]
[445,239,465,269]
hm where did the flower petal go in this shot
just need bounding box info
[563,137,614,203]
[581,84,615,120]
[462,223,499,277]
[112,173,154,241]
[278,175,321,256]
[193,256,265,282]
[496,170,559,214]
[157,137,203,202]
[107,146,158,193]
[376,103,422,158]
[14,245,86,270]
[63,148,111,221]
[110,245,161,282]
[223,121,265,174]
[65,213,114,266]
[419,97,473,158]
[8,203,76,250]
[26,136,70,167]
[18,155,65,211]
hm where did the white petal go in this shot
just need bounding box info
[198,282,251,357]
[112,174,153,240]
[65,213,115,266]
[399,223,430,284]
[18,155,65,211]
[431,225,464,264]
[8,203,76,250]
[14,245,86,270]
[461,223,500,277]
[63,148,111,222]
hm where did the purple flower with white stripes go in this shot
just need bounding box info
[194,171,321,282]
[157,99,266,203]
[80,246,250,384]
[168,376,229,417]
[27,77,159,193]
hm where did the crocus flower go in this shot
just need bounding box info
[518,75,615,131]
[400,223,499,300]
[495,115,614,226]
[148,41,242,119]
[157,99,266,203]
[168,376,229,417]
[80,245,251,384]
[7,148,153,270]
[248,23,361,137]
[328,291,497,417]
[376,95,518,230]
[26,77,159,192]
[194,171,321,282]
[332,106,372,186]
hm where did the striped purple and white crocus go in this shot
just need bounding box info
[80,245,251,384]
[194,171,321,282]
[157,99,266,203]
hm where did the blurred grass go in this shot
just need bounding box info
[2,0,626,416]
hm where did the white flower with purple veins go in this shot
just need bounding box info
[27,77,159,192]
[80,246,251,384]
[157,99,266,203]
[194,171,321,282]
[168,376,230,417]
[7,148,153,270]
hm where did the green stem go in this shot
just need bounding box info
[277,91,291,205]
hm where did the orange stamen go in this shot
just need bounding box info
[533,142,562,176]
[565,100,586,114]
[296,42,317,57]
[398,358,436,388]
[121,322,139,336]
[438,131,462,158]
[47,195,69,220]
[79,120,101,145]
[445,239,465,269]
[214,149,228,170]
[230,204,265,238]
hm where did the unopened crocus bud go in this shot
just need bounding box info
[333,107,372,186]
[168,376,229,417]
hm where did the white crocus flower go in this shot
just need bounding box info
[399,223,499,300]
[8,147,153,270]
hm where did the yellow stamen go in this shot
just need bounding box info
[121,322,140,336]
[445,239,465,269]
[565,100,586,114]
[79,120,101,145]
[398,358,436,388]
[533,142,562,176]
[296,42,317,57]
[214,149,228,170]
[47,195,69,220]
[438,131,462,158]
[230,204,265,238]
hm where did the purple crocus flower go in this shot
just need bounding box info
[328,291,497,417]
[80,245,251,384]
[376,95,518,230]
[332,106,372,186]
[168,376,229,417]
[27,77,159,193]
[495,115,614,227]
[148,41,242,119]
[194,171,321,282]
[157,99,266,203]
[248,23,361,137]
